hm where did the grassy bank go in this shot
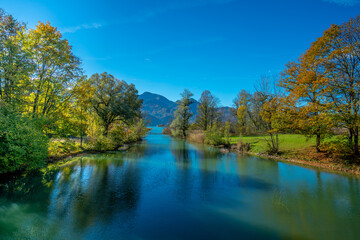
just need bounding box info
[175,129,360,176]
[228,134,360,176]
[228,134,317,155]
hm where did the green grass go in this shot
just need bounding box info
[228,134,318,154]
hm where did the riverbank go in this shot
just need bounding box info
[171,129,360,176]
[226,135,360,176]
[239,150,360,176]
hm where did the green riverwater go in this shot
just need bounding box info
[0,127,359,239]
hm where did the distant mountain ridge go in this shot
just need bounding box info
[139,92,235,126]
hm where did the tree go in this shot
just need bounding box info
[71,76,95,147]
[257,76,285,154]
[0,9,31,105]
[324,17,360,155]
[234,90,251,135]
[233,90,268,135]
[170,89,194,138]
[88,72,142,136]
[24,21,82,118]
[195,90,219,131]
[281,34,335,152]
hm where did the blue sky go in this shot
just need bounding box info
[1,0,359,106]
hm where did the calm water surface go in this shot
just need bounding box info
[1,127,360,239]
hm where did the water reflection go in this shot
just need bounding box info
[0,127,359,240]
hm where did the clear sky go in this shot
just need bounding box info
[0,0,359,106]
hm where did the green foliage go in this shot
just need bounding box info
[170,89,194,138]
[224,121,231,146]
[90,134,116,151]
[48,139,81,158]
[89,72,142,135]
[321,135,353,158]
[125,119,148,143]
[204,123,226,146]
[0,105,48,173]
[89,119,148,151]
[195,90,219,131]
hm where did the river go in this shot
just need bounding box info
[0,127,359,239]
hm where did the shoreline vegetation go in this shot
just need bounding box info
[163,128,360,176]
[0,9,149,175]
[164,16,360,177]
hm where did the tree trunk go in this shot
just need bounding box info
[316,133,321,153]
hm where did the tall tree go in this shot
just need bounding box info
[257,76,285,154]
[170,89,194,138]
[195,90,219,131]
[281,31,335,152]
[24,21,82,117]
[325,17,360,155]
[89,72,142,136]
[0,9,31,105]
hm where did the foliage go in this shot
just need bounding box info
[224,121,231,146]
[89,134,117,152]
[280,25,335,152]
[89,119,148,151]
[0,10,31,106]
[320,135,353,158]
[0,9,148,173]
[25,21,82,119]
[0,104,48,173]
[170,89,194,138]
[89,72,142,135]
[195,90,219,130]
[48,139,82,158]
[233,90,267,135]
[125,119,148,143]
[204,123,227,146]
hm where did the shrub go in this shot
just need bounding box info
[125,119,148,143]
[236,141,251,152]
[89,119,148,151]
[321,135,352,158]
[204,124,226,146]
[48,139,80,157]
[0,106,49,173]
[188,130,205,143]
[90,134,116,151]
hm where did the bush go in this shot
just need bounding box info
[125,119,148,143]
[0,106,49,173]
[321,135,352,158]
[188,130,205,143]
[236,141,251,152]
[48,139,80,157]
[204,124,227,146]
[89,119,148,151]
[90,134,116,151]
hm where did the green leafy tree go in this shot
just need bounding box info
[24,21,82,118]
[89,72,142,136]
[195,90,219,131]
[170,89,194,138]
[0,9,32,105]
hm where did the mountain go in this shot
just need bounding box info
[139,92,235,126]
[139,92,177,126]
